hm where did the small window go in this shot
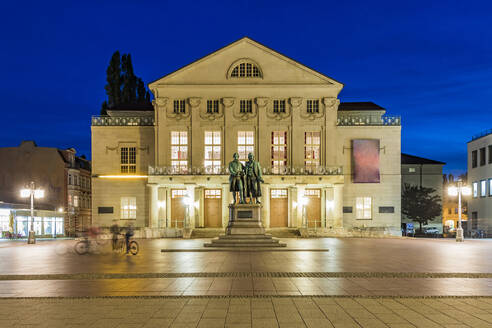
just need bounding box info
[74,195,79,207]
[240,100,252,113]
[473,182,478,198]
[409,167,416,173]
[472,150,477,168]
[356,197,372,219]
[271,189,288,199]
[171,189,188,198]
[121,146,136,173]
[205,189,221,199]
[207,100,219,113]
[173,100,186,113]
[480,147,486,166]
[307,100,319,113]
[121,197,136,219]
[230,62,262,78]
[304,189,321,197]
[273,100,286,113]
[481,180,487,197]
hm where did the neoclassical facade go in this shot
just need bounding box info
[91,37,402,237]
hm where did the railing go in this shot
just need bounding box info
[91,116,154,126]
[471,128,492,141]
[337,115,401,126]
[148,165,343,176]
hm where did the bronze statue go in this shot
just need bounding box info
[228,153,245,204]
[244,153,264,204]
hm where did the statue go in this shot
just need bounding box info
[244,153,264,204]
[228,153,245,204]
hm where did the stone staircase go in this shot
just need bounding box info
[204,233,286,247]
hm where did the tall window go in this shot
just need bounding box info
[240,100,253,113]
[74,195,79,208]
[480,147,486,166]
[271,131,287,173]
[207,100,219,113]
[171,131,188,173]
[121,197,136,219]
[307,100,319,113]
[489,178,492,196]
[489,145,492,164]
[173,100,186,113]
[481,180,487,197]
[472,150,477,168]
[121,146,136,173]
[238,131,254,163]
[473,182,478,198]
[304,132,321,172]
[356,197,372,219]
[204,131,221,173]
[273,100,286,113]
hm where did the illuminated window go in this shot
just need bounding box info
[173,100,186,113]
[68,194,72,206]
[307,100,319,113]
[489,179,492,196]
[273,100,286,113]
[205,189,221,199]
[271,131,287,173]
[304,189,320,197]
[304,132,321,172]
[171,131,188,173]
[207,100,219,113]
[238,131,254,163]
[230,62,261,78]
[74,195,79,208]
[271,189,287,198]
[121,197,136,219]
[204,131,221,173]
[481,180,487,197]
[121,146,136,173]
[356,197,372,219]
[171,189,188,198]
[473,182,478,198]
[240,100,252,113]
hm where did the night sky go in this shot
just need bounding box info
[1,0,490,175]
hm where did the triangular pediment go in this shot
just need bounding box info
[149,37,343,88]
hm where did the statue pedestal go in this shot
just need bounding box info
[204,203,286,248]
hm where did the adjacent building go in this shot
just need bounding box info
[401,153,445,233]
[468,129,492,234]
[91,37,402,237]
[0,141,91,237]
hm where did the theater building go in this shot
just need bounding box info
[91,37,402,237]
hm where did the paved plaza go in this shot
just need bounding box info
[2,237,492,327]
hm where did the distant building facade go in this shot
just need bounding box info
[468,129,492,235]
[91,37,402,237]
[401,153,445,233]
[0,141,91,237]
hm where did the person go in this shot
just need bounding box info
[110,220,120,251]
[228,152,245,204]
[244,153,264,204]
[125,223,134,254]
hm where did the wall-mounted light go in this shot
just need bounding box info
[158,201,166,209]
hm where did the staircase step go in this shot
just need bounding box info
[212,238,280,244]
[205,242,286,248]
[218,234,273,239]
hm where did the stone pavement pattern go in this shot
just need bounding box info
[2,297,492,328]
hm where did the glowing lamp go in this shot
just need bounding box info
[447,186,458,196]
[461,186,472,196]
[20,189,30,198]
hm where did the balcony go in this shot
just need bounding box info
[148,165,343,176]
[337,115,401,126]
[91,116,154,126]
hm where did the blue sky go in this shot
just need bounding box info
[1,0,490,174]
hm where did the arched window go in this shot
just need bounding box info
[228,60,262,78]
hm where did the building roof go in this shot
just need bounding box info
[401,153,446,165]
[338,102,385,111]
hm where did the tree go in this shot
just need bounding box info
[121,54,137,104]
[401,183,442,233]
[103,51,122,110]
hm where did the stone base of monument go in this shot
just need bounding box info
[204,203,286,248]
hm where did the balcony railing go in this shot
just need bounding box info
[337,115,401,126]
[149,165,343,176]
[91,116,154,126]
[471,128,492,141]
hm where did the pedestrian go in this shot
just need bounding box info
[125,223,134,254]
[110,220,120,251]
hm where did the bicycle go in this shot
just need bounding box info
[113,234,139,255]
[74,236,108,255]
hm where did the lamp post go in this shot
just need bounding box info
[20,181,45,244]
[448,180,471,242]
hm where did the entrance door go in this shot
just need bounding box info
[171,189,187,228]
[270,189,288,227]
[204,189,222,227]
[305,189,321,227]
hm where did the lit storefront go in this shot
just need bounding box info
[0,205,64,238]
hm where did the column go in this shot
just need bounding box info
[158,187,167,229]
[325,187,335,229]
[222,183,230,228]
[148,184,158,228]
[333,184,344,228]
[185,184,196,228]
[261,184,270,228]
[321,187,328,228]
[195,187,204,227]
[288,187,297,228]
[296,184,306,228]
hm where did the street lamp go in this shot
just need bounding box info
[20,181,45,244]
[448,180,471,242]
